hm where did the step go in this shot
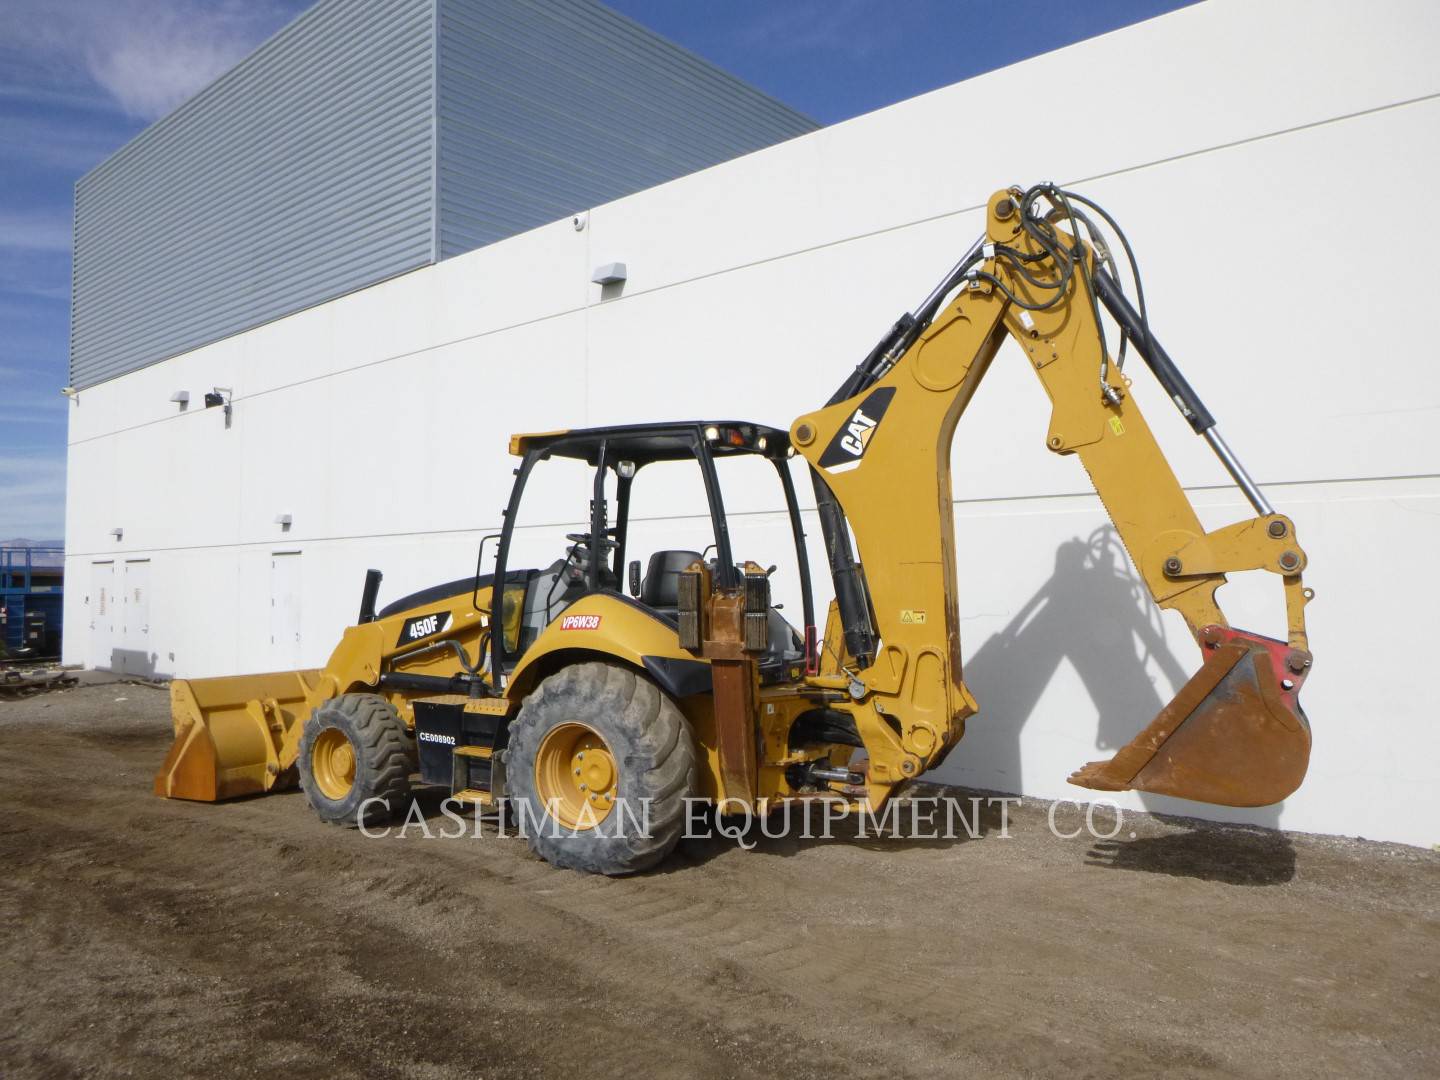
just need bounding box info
[463,698,513,717]
[452,788,494,808]
[412,693,514,718]
[453,745,492,759]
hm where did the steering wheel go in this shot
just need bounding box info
[565,531,618,550]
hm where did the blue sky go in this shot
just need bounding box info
[0,0,1191,542]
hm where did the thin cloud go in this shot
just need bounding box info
[0,254,73,303]
[0,379,69,422]
[0,82,117,113]
[2,0,301,122]
[0,455,66,476]
[0,213,72,253]
[0,281,70,303]
[0,112,131,172]
[0,407,67,426]
[84,11,265,120]
[731,0,909,63]
[0,454,66,537]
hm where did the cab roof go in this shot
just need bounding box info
[509,421,791,465]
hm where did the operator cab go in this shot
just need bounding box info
[487,421,815,683]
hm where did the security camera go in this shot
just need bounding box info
[206,386,235,429]
[60,386,77,398]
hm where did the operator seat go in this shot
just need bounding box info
[641,550,703,610]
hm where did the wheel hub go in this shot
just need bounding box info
[312,727,356,801]
[534,722,617,829]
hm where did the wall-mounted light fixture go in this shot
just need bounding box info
[274,513,293,532]
[170,390,190,411]
[205,387,233,428]
[591,262,627,285]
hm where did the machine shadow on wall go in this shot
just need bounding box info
[933,525,1292,882]
[108,649,160,680]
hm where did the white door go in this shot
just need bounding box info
[270,552,302,668]
[89,561,114,670]
[120,560,152,676]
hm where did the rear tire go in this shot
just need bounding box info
[298,693,415,827]
[507,663,696,875]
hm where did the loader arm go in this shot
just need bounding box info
[790,185,1312,808]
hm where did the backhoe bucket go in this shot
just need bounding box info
[154,670,321,802]
[1069,629,1311,807]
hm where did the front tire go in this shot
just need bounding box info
[507,663,696,874]
[298,693,414,827]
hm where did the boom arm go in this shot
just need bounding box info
[790,185,1312,809]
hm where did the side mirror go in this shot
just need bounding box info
[470,532,501,614]
[628,559,642,598]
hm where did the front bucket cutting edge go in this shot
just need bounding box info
[154,669,320,802]
[1069,629,1311,807]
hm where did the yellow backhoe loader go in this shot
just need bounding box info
[155,183,1313,874]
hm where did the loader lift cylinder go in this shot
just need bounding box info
[810,472,876,668]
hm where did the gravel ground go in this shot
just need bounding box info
[1,682,1437,1079]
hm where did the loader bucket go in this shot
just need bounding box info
[1068,628,1311,807]
[154,670,321,802]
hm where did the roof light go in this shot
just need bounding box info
[703,425,720,442]
[756,435,768,451]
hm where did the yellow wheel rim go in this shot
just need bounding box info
[534,723,617,829]
[312,727,357,801]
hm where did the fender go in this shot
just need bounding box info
[507,592,708,701]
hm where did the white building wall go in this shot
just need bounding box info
[64,0,1440,846]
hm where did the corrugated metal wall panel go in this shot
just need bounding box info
[435,0,818,258]
[72,0,818,389]
[70,0,437,389]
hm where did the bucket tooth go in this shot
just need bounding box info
[1069,629,1311,808]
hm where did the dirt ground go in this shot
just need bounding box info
[1,683,1436,1080]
